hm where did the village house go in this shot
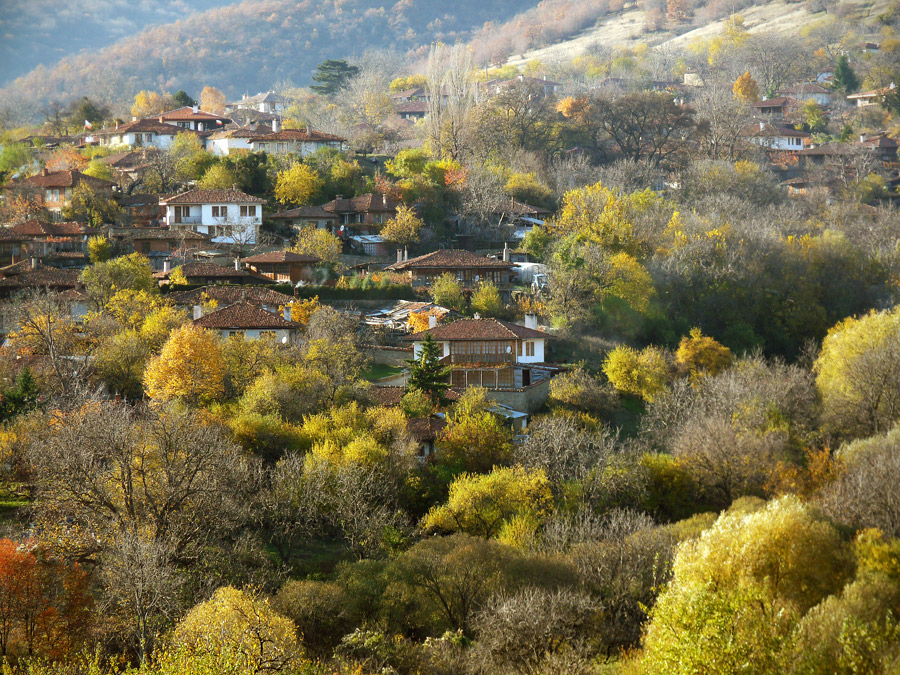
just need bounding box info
[249,121,346,156]
[207,124,273,156]
[88,118,186,149]
[403,317,558,413]
[225,92,284,115]
[118,193,163,227]
[241,251,320,285]
[160,187,264,244]
[8,169,116,220]
[750,96,792,118]
[267,205,338,233]
[386,249,516,288]
[0,230,29,267]
[8,220,99,257]
[0,260,83,299]
[744,122,811,152]
[859,133,899,162]
[193,301,300,341]
[320,192,399,232]
[847,82,896,107]
[157,106,230,131]
[168,285,294,314]
[779,83,832,107]
[97,149,151,182]
[393,101,427,121]
[153,261,275,286]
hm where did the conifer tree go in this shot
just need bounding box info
[406,333,451,406]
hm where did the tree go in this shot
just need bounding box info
[470,281,502,318]
[173,90,196,107]
[87,235,111,263]
[814,307,900,438]
[168,132,215,183]
[198,163,238,190]
[381,204,424,246]
[172,586,300,673]
[290,226,342,269]
[437,387,513,473]
[275,163,324,207]
[61,183,120,226]
[430,272,466,313]
[422,466,553,541]
[144,323,225,404]
[94,329,149,400]
[674,328,733,380]
[406,334,450,406]
[199,86,226,115]
[603,346,669,402]
[732,71,760,102]
[833,55,860,94]
[131,90,173,118]
[81,252,156,310]
[311,59,360,95]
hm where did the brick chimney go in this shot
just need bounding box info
[41,167,48,177]
[163,259,171,274]
[192,305,202,320]
[525,313,538,330]
[234,258,241,271]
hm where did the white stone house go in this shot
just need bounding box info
[225,92,284,115]
[249,124,346,157]
[160,188,264,245]
[193,302,300,341]
[207,124,272,156]
[89,118,185,149]
[744,122,811,151]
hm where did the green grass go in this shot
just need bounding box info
[362,364,406,381]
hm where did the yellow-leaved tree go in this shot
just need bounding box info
[732,71,760,102]
[275,164,324,207]
[290,226,342,268]
[675,328,733,380]
[603,345,669,402]
[199,86,226,115]
[380,204,424,246]
[144,323,224,404]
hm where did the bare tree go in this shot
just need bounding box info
[693,85,755,161]
[426,43,477,160]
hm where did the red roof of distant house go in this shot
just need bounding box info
[154,262,273,283]
[94,118,185,136]
[194,302,298,329]
[322,192,398,214]
[9,220,98,237]
[16,169,115,190]
[394,101,427,114]
[209,124,273,140]
[168,285,295,308]
[742,122,811,138]
[242,251,320,264]
[269,205,334,219]
[158,106,230,121]
[249,129,346,143]
[160,188,265,205]
[0,265,82,289]
[405,318,547,341]
[387,249,514,271]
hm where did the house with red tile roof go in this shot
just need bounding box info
[153,261,275,286]
[241,251,320,285]
[750,96,793,118]
[193,301,300,341]
[319,192,399,234]
[847,82,896,107]
[160,188,264,244]
[8,219,98,257]
[168,285,294,313]
[249,121,346,157]
[742,122,811,152]
[386,249,516,288]
[157,106,231,131]
[7,169,116,220]
[404,317,550,391]
[207,123,273,156]
[267,205,338,233]
[88,118,187,149]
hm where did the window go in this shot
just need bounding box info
[212,205,227,218]
[258,331,275,339]
[525,341,535,357]
[240,205,257,218]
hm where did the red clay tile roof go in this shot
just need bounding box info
[269,205,334,219]
[394,101,427,114]
[194,302,298,329]
[405,318,547,341]
[154,262,273,282]
[158,107,230,121]
[160,188,265,205]
[209,124,273,140]
[94,119,185,136]
[250,129,346,143]
[387,249,515,271]
[407,416,448,441]
[168,285,294,307]
[241,251,320,264]
[0,229,28,242]
[17,170,115,189]
[322,192,399,214]
[98,150,150,169]
[9,220,98,237]
[0,266,82,289]
[743,123,811,138]
[129,228,209,241]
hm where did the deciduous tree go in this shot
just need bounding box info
[144,323,225,404]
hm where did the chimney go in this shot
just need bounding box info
[132,116,137,122]
[502,242,510,262]
[41,167,48,177]
[30,257,38,270]
[404,246,408,261]
[335,194,343,201]
[397,249,403,263]
[382,193,388,206]
[249,121,257,131]
[192,305,202,320]
[234,258,241,271]
[428,313,438,329]
[860,134,867,143]
[525,313,538,330]
[232,183,239,191]
[759,121,765,132]
[192,105,199,114]
[283,305,292,322]
[115,120,119,130]
[762,95,767,101]
[272,118,282,133]
[158,116,164,123]
[163,259,171,274]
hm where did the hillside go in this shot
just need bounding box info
[0,0,535,121]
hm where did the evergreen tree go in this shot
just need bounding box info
[406,333,451,406]
[833,56,859,94]
[173,90,196,107]
[0,368,38,421]
[311,59,360,95]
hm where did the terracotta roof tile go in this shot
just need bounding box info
[0,266,82,289]
[9,220,98,237]
[394,101,427,114]
[17,170,115,189]
[94,119,184,136]
[405,318,547,341]
[387,249,514,271]
[168,285,294,307]
[160,188,265,205]
[250,129,346,143]
[158,106,230,121]
[194,302,298,329]
[269,205,334,219]
[241,251,320,264]
[155,262,274,283]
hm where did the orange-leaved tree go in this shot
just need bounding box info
[144,323,224,404]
